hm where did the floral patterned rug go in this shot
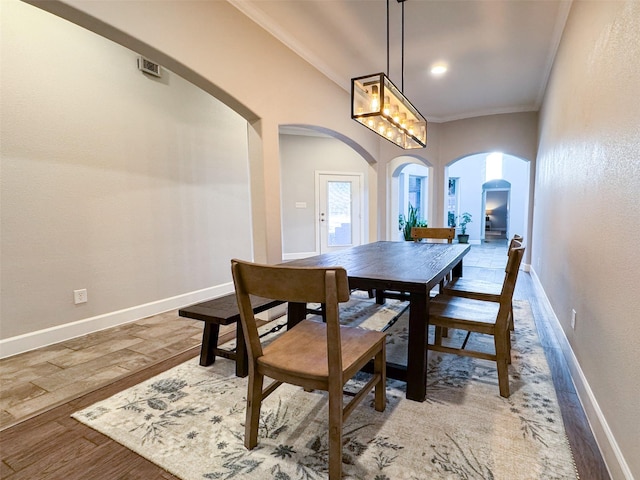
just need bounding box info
[72,297,577,480]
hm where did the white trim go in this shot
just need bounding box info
[529,268,630,480]
[0,284,234,360]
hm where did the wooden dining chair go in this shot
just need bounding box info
[410,226,457,293]
[231,259,387,479]
[442,234,523,330]
[427,244,525,397]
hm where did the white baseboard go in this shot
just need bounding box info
[0,283,234,360]
[529,268,632,480]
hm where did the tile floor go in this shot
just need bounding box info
[0,311,210,429]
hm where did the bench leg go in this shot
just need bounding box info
[200,323,220,366]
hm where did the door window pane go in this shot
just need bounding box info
[327,181,352,246]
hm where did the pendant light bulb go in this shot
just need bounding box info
[383,96,391,116]
[392,106,400,123]
[370,85,380,111]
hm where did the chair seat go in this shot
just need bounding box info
[259,319,386,385]
[429,295,500,334]
[443,278,501,301]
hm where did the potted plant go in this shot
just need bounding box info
[398,203,427,241]
[456,212,472,243]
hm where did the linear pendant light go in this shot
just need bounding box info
[351,0,427,149]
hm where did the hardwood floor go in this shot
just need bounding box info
[0,347,200,479]
[0,311,213,430]
[0,241,611,479]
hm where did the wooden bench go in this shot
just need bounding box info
[178,294,284,377]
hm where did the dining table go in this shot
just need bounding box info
[284,240,470,402]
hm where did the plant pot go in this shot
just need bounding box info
[457,234,469,244]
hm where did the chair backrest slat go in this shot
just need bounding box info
[232,260,349,304]
[411,227,456,243]
[496,243,525,329]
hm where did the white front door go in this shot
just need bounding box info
[317,173,363,253]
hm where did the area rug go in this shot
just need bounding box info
[72,298,577,480]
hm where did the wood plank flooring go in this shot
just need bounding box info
[0,311,216,430]
[0,241,611,479]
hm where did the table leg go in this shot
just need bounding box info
[406,291,429,402]
[287,302,307,329]
[235,321,248,378]
[200,323,219,366]
[452,259,464,278]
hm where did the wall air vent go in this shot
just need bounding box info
[137,57,162,78]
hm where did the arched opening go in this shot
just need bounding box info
[278,126,375,259]
[447,153,529,244]
[388,157,433,241]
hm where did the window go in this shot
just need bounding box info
[447,178,459,226]
[486,152,503,181]
[408,175,423,214]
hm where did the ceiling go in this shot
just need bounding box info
[231,0,572,123]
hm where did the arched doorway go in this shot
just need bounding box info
[388,156,433,241]
[278,126,375,259]
[447,153,529,244]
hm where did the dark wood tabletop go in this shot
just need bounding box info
[285,240,470,402]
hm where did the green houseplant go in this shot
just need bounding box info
[398,203,427,241]
[457,212,472,243]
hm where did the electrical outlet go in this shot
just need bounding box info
[571,309,577,329]
[74,289,88,304]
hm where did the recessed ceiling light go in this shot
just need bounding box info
[431,64,448,75]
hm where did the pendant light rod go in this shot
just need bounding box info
[388,0,407,91]
[401,0,405,92]
[386,0,390,77]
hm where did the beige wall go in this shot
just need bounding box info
[1,0,383,353]
[24,0,383,266]
[534,1,640,477]
[1,1,252,342]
